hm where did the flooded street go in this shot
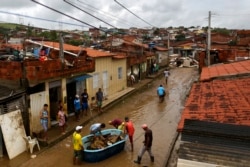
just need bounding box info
[16,67,198,167]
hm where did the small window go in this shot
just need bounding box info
[118,67,122,79]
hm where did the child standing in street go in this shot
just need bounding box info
[58,106,66,135]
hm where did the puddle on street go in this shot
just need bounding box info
[2,68,198,167]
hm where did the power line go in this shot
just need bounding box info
[30,0,151,49]
[114,0,155,27]
[216,13,250,17]
[30,0,102,31]
[76,0,140,28]
[64,0,116,28]
[0,10,89,29]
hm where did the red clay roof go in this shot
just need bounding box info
[112,52,127,59]
[3,43,23,50]
[200,60,250,81]
[154,46,168,51]
[177,77,250,132]
[84,48,115,58]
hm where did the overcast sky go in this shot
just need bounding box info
[0,0,250,30]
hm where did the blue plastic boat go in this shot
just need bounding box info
[82,129,128,163]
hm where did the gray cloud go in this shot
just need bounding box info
[0,0,250,30]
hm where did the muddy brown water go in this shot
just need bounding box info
[1,68,198,167]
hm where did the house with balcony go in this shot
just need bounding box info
[0,37,129,159]
[102,35,157,84]
[0,39,95,137]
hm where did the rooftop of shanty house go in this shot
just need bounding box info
[0,39,96,87]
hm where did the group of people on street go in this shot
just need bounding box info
[109,117,135,151]
[71,115,154,165]
[38,88,104,140]
[74,87,104,122]
[39,68,172,164]
[108,117,154,164]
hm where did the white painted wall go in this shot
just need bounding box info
[30,91,47,133]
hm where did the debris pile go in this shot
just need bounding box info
[87,134,124,150]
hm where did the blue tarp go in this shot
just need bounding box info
[74,74,92,81]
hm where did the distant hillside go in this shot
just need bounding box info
[0,22,19,29]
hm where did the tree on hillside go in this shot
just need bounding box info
[50,30,58,41]
[38,31,50,40]
[212,28,230,36]
[68,39,83,46]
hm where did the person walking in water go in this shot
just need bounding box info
[157,84,166,102]
[124,116,135,151]
[164,69,170,85]
[134,124,154,164]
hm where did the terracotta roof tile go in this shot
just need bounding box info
[178,78,250,132]
[200,60,250,81]
[84,48,115,58]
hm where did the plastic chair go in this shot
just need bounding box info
[24,136,40,154]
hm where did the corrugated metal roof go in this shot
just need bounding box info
[177,159,225,167]
[0,85,25,102]
[0,85,12,97]
[178,120,250,167]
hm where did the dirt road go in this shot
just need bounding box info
[17,67,198,167]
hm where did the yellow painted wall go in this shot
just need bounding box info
[87,57,127,100]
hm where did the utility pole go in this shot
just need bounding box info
[168,32,170,56]
[207,11,211,66]
[59,33,65,69]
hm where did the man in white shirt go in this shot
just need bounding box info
[90,123,106,135]
[163,69,170,85]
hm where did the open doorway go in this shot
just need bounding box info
[49,80,62,122]
[66,81,76,115]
